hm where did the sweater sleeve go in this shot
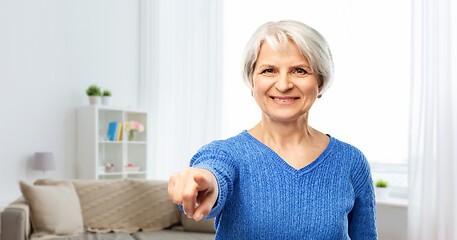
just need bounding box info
[348,151,378,239]
[189,141,238,219]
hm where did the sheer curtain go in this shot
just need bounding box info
[139,0,223,179]
[408,0,457,238]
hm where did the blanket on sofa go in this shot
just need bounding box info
[34,179,180,233]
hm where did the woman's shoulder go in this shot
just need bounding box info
[329,136,370,171]
[330,136,366,159]
[330,136,374,196]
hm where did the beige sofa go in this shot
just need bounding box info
[1,179,215,240]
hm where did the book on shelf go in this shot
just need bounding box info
[107,122,118,141]
[119,123,123,140]
[116,122,123,141]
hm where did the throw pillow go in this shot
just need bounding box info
[19,180,84,236]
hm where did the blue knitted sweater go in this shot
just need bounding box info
[190,131,377,239]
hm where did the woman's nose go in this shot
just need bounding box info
[275,73,293,92]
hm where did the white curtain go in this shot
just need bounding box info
[408,0,457,239]
[139,0,223,180]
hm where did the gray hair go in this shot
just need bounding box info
[242,20,334,95]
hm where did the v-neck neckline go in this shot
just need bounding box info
[241,130,335,175]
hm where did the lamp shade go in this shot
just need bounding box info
[33,152,56,172]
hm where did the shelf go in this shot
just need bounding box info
[99,172,124,176]
[87,104,148,113]
[376,198,408,208]
[77,105,148,180]
[98,140,147,144]
[99,171,147,175]
[124,171,147,175]
[125,141,147,144]
[99,140,123,144]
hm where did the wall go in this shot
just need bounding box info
[0,0,140,205]
[376,203,408,239]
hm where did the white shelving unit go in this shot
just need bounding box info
[76,105,149,180]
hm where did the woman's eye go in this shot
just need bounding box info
[261,69,274,74]
[295,68,308,74]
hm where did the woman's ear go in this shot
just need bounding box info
[317,77,324,98]
[251,78,255,96]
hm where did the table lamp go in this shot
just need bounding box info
[33,152,56,173]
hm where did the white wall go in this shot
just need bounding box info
[376,204,408,240]
[0,0,140,204]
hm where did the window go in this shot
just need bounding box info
[222,0,410,194]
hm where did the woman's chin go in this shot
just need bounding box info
[264,112,307,123]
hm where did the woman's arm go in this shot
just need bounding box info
[348,153,378,239]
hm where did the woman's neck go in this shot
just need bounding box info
[248,113,318,148]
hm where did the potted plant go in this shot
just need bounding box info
[102,89,112,105]
[375,179,389,200]
[86,85,102,105]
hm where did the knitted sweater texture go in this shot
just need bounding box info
[190,131,377,239]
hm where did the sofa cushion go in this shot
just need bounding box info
[131,230,215,240]
[35,179,180,233]
[19,181,84,237]
[30,232,135,240]
[180,212,216,233]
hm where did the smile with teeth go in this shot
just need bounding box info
[271,97,299,102]
[271,97,298,104]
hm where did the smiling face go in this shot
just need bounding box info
[252,41,321,123]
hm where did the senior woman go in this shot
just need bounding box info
[168,20,377,239]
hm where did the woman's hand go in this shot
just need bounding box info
[168,167,219,221]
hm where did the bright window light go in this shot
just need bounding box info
[222,0,411,164]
